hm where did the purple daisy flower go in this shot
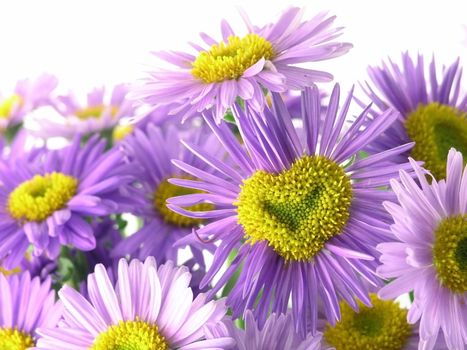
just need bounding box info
[112,122,222,267]
[0,73,58,132]
[132,7,351,122]
[319,294,449,350]
[28,84,136,139]
[0,271,62,348]
[0,135,139,269]
[206,311,323,350]
[35,257,234,349]
[361,53,467,178]
[377,149,467,350]
[167,83,414,335]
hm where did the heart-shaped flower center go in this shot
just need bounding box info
[236,155,352,261]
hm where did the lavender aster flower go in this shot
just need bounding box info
[206,311,323,350]
[112,122,222,266]
[167,84,414,335]
[361,53,467,178]
[0,271,62,349]
[29,84,135,139]
[377,149,467,350]
[35,257,234,349]
[133,7,351,122]
[0,73,57,132]
[320,294,448,350]
[0,135,138,269]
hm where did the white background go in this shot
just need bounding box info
[1,0,466,95]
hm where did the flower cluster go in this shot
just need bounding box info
[0,5,465,350]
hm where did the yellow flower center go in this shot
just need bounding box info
[191,34,275,83]
[324,295,412,350]
[0,328,34,350]
[0,266,21,276]
[433,214,467,293]
[112,124,134,142]
[75,105,118,120]
[236,155,352,261]
[405,103,467,179]
[0,95,22,119]
[7,172,78,222]
[91,319,169,350]
[154,176,213,227]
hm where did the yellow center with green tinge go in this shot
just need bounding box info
[236,155,352,261]
[154,176,213,227]
[324,295,412,350]
[405,103,467,179]
[191,34,275,83]
[7,172,78,222]
[91,319,169,350]
[0,328,34,350]
[0,95,22,119]
[433,214,467,293]
[75,105,118,120]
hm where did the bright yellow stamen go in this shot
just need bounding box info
[0,95,22,119]
[324,294,412,350]
[154,176,213,227]
[433,214,467,293]
[191,34,275,83]
[91,319,168,350]
[0,328,34,350]
[112,124,134,142]
[405,103,467,179]
[7,172,78,222]
[236,155,352,261]
[75,105,118,120]
[0,266,21,276]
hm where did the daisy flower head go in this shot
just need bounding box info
[112,122,223,272]
[29,84,136,139]
[0,73,57,135]
[167,83,415,335]
[206,311,323,350]
[0,135,139,269]
[0,271,62,349]
[377,149,467,350]
[320,294,448,350]
[361,53,467,178]
[35,257,234,350]
[133,7,352,122]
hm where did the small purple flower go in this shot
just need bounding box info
[0,271,62,348]
[132,7,351,122]
[0,135,139,269]
[206,311,323,350]
[377,149,467,350]
[168,84,414,335]
[0,73,58,132]
[28,84,136,139]
[112,122,223,286]
[361,53,467,178]
[35,257,235,349]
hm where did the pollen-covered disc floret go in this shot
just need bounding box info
[432,214,467,293]
[0,328,34,350]
[192,34,275,83]
[154,176,213,227]
[324,295,411,350]
[405,103,467,179]
[75,104,118,120]
[0,94,22,119]
[91,319,169,350]
[237,155,352,261]
[7,172,78,222]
